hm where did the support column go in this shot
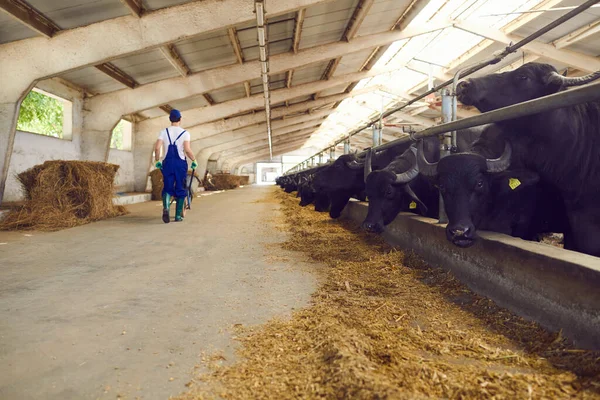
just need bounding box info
[344,139,350,154]
[438,89,453,224]
[0,102,20,205]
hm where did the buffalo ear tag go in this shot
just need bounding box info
[508,178,521,190]
[409,201,417,209]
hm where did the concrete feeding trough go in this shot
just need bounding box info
[342,199,600,349]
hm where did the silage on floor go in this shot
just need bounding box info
[179,189,600,400]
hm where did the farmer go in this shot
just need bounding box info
[154,109,198,223]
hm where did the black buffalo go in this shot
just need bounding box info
[313,143,411,219]
[417,124,569,248]
[456,62,600,256]
[361,128,484,233]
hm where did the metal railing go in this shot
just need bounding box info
[284,0,600,174]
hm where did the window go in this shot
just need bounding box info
[17,88,72,139]
[111,119,133,151]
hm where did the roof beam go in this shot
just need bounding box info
[444,0,564,73]
[229,141,311,165]
[286,70,294,88]
[228,27,245,64]
[219,131,317,159]
[1,0,331,102]
[138,86,379,146]
[138,68,396,130]
[292,8,306,54]
[192,110,333,149]
[159,44,191,77]
[0,0,61,38]
[454,20,600,72]
[85,20,450,128]
[244,81,251,97]
[343,0,375,41]
[119,0,143,17]
[94,63,138,89]
[316,0,374,97]
[553,18,600,49]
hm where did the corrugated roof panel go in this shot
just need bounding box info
[292,62,329,85]
[514,3,600,44]
[568,34,600,57]
[168,95,209,111]
[0,12,38,44]
[176,31,238,72]
[333,49,375,76]
[238,14,295,60]
[60,66,127,94]
[209,84,247,103]
[28,0,129,30]
[356,0,412,37]
[299,0,358,49]
[111,48,180,85]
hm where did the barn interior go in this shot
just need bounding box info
[0,0,599,398]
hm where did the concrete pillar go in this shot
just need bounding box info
[0,102,20,205]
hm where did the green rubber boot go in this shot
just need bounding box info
[174,197,185,222]
[162,193,171,223]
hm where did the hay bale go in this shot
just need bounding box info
[207,174,246,190]
[150,169,163,200]
[0,161,127,231]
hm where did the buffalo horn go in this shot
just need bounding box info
[547,70,600,87]
[485,142,512,173]
[364,148,373,183]
[393,147,419,184]
[416,139,439,177]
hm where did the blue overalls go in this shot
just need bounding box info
[161,128,188,199]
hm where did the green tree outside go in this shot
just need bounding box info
[17,90,64,138]
[111,120,125,149]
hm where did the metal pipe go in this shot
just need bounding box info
[438,88,453,224]
[377,80,600,152]
[344,139,350,154]
[283,0,599,174]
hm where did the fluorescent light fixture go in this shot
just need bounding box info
[257,27,266,45]
[262,74,269,84]
[255,2,264,26]
[261,62,268,74]
[259,47,267,62]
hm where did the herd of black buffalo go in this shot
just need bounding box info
[276,62,600,258]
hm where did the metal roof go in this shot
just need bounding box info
[1,0,599,163]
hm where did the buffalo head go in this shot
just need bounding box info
[457,62,600,113]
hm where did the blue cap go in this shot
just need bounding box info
[169,109,182,122]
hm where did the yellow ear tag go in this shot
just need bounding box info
[508,178,521,190]
[409,201,417,209]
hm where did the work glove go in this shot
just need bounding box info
[191,160,198,169]
[155,161,162,169]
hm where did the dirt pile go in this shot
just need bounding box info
[178,189,600,399]
[0,161,127,231]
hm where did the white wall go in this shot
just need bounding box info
[5,78,138,202]
[107,149,135,193]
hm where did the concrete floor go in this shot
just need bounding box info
[0,186,318,399]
